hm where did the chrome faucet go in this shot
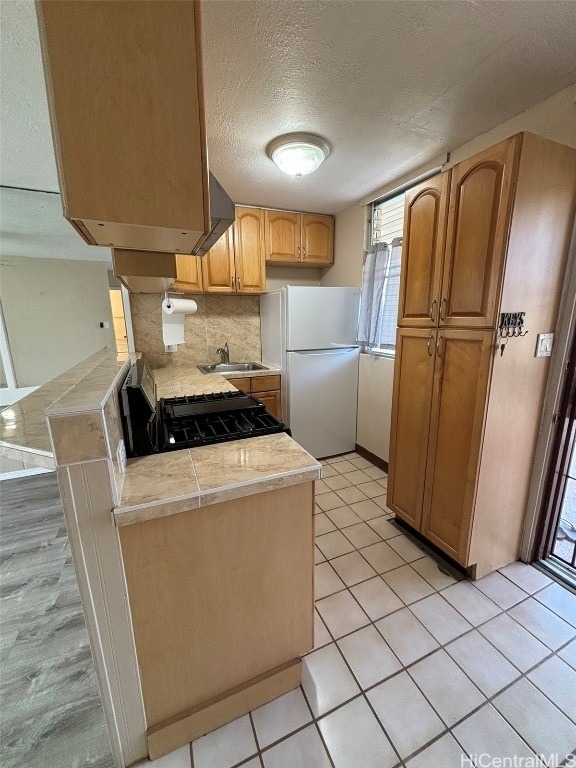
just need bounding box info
[216,342,230,364]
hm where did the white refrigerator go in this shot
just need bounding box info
[260,286,361,458]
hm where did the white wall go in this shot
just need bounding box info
[325,83,576,461]
[265,265,322,291]
[320,203,366,288]
[0,256,114,386]
[356,354,394,462]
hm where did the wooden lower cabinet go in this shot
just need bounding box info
[256,390,281,421]
[227,374,282,421]
[388,329,493,567]
[387,329,436,531]
[421,330,493,564]
[119,483,314,759]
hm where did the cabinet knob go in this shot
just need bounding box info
[231,278,234,289]
[429,299,438,322]
[237,277,241,290]
[436,335,443,358]
[298,246,301,260]
[302,247,306,259]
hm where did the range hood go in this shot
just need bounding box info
[193,173,235,256]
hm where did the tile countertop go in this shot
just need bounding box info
[115,364,320,526]
[151,362,281,398]
[0,348,126,469]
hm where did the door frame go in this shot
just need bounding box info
[521,217,576,561]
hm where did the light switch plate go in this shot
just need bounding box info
[535,333,554,357]
[165,344,178,353]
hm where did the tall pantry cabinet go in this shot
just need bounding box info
[387,133,576,578]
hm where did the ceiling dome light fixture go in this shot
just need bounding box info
[266,132,331,177]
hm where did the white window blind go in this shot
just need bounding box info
[358,192,404,354]
[372,193,404,245]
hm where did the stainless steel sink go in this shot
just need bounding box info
[197,362,269,374]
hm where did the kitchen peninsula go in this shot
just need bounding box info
[1,349,320,766]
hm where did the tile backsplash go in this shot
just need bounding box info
[129,293,262,369]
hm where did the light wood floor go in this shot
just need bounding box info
[0,472,113,768]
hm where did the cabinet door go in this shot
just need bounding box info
[234,207,266,293]
[37,1,210,253]
[201,228,236,293]
[398,173,449,328]
[440,137,520,328]
[301,214,334,266]
[255,390,282,421]
[388,328,437,530]
[172,254,203,292]
[264,210,300,263]
[421,329,494,564]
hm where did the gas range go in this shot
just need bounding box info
[159,391,290,451]
[118,359,290,458]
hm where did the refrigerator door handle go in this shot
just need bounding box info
[291,347,359,356]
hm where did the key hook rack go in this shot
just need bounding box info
[499,325,529,339]
[498,311,528,356]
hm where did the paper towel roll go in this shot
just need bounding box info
[162,297,198,315]
[162,297,197,347]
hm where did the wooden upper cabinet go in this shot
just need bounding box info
[234,208,266,293]
[387,328,437,531]
[263,210,334,266]
[399,173,449,328]
[265,210,300,263]
[173,255,203,293]
[421,329,493,564]
[301,214,334,266]
[441,136,520,328]
[37,0,210,254]
[201,229,236,293]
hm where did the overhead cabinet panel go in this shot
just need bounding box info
[264,211,334,266]
[200,208,266,294]
[234,208,266,292]
[37,0,210,253]
[398,173,449,328]
[441,137,520,327]
[301,215,334,265]
[201,229,236,293]
[265,211,301,263]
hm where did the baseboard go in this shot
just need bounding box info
[355,444,388,473]
[147,659,302,760]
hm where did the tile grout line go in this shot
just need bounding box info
[197,453,575,768]
[311,510,575,760]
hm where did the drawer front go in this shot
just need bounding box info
[226,376,251,392]
[250,375,281,393]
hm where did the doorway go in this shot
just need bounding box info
[109,288,128,354]
[536,327,576,585]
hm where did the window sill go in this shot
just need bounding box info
[361,349,396,360]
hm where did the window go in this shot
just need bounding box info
[357,192,404,355]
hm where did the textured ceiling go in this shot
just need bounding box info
[0,188,111,262]
[1,0,576,228]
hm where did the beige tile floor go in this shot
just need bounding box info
[144,452,576,768]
